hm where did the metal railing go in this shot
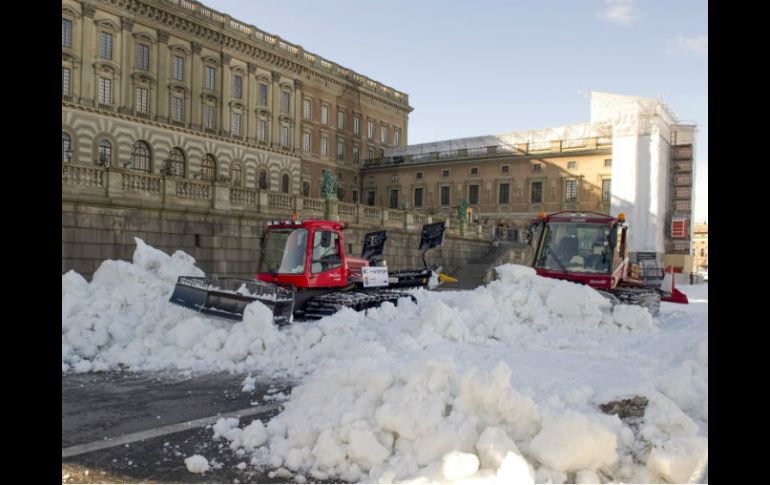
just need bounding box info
[364,137,606,169]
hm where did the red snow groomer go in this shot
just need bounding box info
[169,218,447,325]
[525,211,688,315]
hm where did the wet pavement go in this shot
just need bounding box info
[62,370,296,483]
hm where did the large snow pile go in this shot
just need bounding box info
[62,240,708,483]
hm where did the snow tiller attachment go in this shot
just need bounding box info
[169,276,295,325]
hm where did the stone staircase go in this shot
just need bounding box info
[434,241,531,291]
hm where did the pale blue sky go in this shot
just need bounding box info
[202,0,707,222]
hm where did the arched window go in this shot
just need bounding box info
[281,173,290,193]
[62,132,71,163]
[165,148,185,178]
[97,139,112,166]
[131,141,151,172]
[258,169,268,190]
[231,163,243,187]
[201,154,216,181]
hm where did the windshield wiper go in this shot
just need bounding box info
[547,246,569,274]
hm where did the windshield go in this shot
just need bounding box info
[258,228,308,274]
[534,222,612,274]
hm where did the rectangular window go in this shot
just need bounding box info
[568,161,577,169]
[499,183,510,204]
[414,187,424,208]
[353,145,360,163]
[352,190,359,204]
[390,189,399,209]
[470,167,479,176]
[394,128,400,146]
[416,172,423,180]
[203,105,215,129]
[98,143,111,165]
[259,83,268,106]
[564,180,578,202]
[501,165,510,173]
[381,125,388,143]
[302,181,310,196]
[390,175,398,183]
[135,87,148,113]
[98,77,112,104]
[337,110,344,129]
[62,67,71,96]
[62,19,73,48]
[442,169,450,177]
[320,136,328,157]
[602,179,611,203]
[99,32,112,60]
[204,66,215,90]
[257,119,267,142]
[321,105,329,125]
[281,91,291,114]
[173,56,185,81]
[367,147,374,161]
[604,159,612,167]
[233,75,243,99]
[440,186,450,206]
[469,184,479,205]
[303,99,312,119]
[533,163,542,172]
[337,141,344,161]
[137,44,150,71]
[302,133,311,152]
[280,125,290,146]
[353,115,361,134]
[231,112,241,136]
[366,190,375,206]
[171,96,184,121]
[531,181,543,203]
[367,120,374,139]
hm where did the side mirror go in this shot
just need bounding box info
[525,220,542,245]
[609,224,618,249]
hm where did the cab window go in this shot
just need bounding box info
[311,230,342,273]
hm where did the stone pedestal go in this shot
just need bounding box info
[324,198,339,221]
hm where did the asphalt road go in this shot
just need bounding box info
[62,370,296,483]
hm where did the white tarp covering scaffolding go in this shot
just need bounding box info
[590,91,683,256]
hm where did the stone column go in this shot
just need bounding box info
[156,30,170,123]
[293,79,304,150]
[220,53,232,137]
[119,16,134,114]
[246,63,256,143]
[190,42,202,129]
[270,71,281,147]
[79,2,96,106]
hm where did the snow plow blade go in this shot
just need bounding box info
[169,277,295,326]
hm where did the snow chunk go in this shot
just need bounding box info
[475,426,520,470]
[647,436,708,483]
[497,451,535,484]
[441,451,479,480]
[494,263,536,283]
[613,304,654,330]
[347,426,390,472]
[529,412,618,473]
[241,420,268,450]
[184,455,209,474]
